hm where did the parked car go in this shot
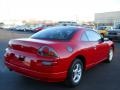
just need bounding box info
[33,27,43,32]
[2,25,14,30]
[25,25,39,32]
[33,24,45,32]
[107,29,120,40]
[22,25,31,31]
[15,25,27,31]
[9,26,16,31]
[56,21,80,26]
[96,26,113,37]
[4,26,114,87]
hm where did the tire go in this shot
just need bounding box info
[105,48,114,63]
[65,59,83,87]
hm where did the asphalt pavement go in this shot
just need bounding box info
[0,29,120,90]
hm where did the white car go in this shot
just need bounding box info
[15,25,26,31]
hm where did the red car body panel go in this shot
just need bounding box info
[4,27,114,82]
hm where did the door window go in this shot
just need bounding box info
[81,32,89,41]
[86,30,101,41]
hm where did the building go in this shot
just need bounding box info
[94,11,120,26]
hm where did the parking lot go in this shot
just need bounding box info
[0,29,120,90]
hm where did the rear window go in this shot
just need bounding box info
[30,27,77,41]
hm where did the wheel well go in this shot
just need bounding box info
[111,44,114,51]
[76,55,86,71]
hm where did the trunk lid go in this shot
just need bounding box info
[9,38,61,53]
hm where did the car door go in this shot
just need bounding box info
[86,30,109,63]
[80,31,98,67]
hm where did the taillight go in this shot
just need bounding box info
[38,46,58,58]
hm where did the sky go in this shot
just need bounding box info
[0,0,120,22]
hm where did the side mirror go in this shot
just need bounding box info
[99,38,104,43]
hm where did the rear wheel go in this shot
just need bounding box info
[65,59,83,87]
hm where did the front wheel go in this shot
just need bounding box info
[106,48,114,63]
[65,59,83,87]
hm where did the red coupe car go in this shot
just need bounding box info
[34,27,43,32]
[4,26,114,87]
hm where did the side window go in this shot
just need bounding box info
[81,32,89,41]
[86,30,101,41]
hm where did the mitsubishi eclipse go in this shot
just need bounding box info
[4,26,114,87]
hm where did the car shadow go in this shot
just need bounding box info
[12,61,113,90]
[16,74,71,89]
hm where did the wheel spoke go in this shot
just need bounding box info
[78,69,81,74]
[76,64,79,70]
[73,68,77,73]
[73,74,77,81]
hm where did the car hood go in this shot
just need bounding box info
[108,29,120,33]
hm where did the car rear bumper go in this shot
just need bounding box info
[5,61,67,82]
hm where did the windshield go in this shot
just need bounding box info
[30,27,77,41]
[97,26,106,30]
